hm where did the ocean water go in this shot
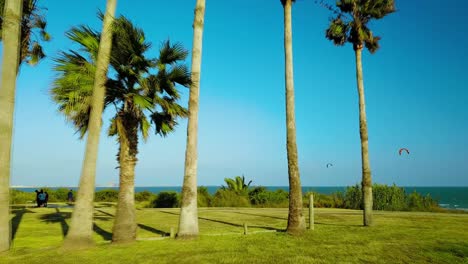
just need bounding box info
[14,186,468,210]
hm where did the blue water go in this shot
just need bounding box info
[14,186,468,210]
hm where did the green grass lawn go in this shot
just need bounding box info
[2,204,468,263]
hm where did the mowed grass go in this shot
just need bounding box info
[2,204,468,263]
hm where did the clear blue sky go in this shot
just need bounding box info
[3,0,467,187]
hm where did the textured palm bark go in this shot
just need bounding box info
[178,0,205,238]
[0,0,23,252]
[112,115,138,243]
[283,0,306,235]
[63,0,117,249]
[355,47,373,227]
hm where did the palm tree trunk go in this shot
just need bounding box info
[354,47,373,226]
[63,0,117,249]
[0,0,23,252]
[112,118,137,243]
[283,0,305,235]
[178,0,206,238]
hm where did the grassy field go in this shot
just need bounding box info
[2,204,468,263]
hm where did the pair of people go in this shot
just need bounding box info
[35,189,49,207]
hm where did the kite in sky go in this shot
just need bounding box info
[399,148,410,155]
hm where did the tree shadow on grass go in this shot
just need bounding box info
[94,202,115,208]
[137,224,169,236]
[314,221,362,227]
[232,211,288,221]
[95,209,114,217]
[159,210,282,232]
[11,208,35,241]
[39,208,70,237]
[93,223,112,241]
[38,208,115,238]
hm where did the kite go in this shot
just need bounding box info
[326,163,333,168]
[399,148,410,155]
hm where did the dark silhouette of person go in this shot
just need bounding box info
[44,192,49,207]
[67,190,74,203]
[35,190,40,207]
[38,189,46,207]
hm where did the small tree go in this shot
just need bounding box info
[222,175,252,195]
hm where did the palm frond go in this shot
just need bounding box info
[51,14,189,143]
[50,31,97,137]
[325,17,349,46]
[157,40,188,66]
[108,115,118,137]
[28,41,45,65]
[325,0,394,53]
[139,116,151,142]
[133,94,154,110]
[167,64,191,88]
[66,25,100,60]
[0,0,50,65]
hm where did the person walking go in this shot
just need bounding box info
[67,189,74,203]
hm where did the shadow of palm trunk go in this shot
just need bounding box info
[56,208,69,237]
[11,207,29,240]
[137,224,169,236]
[93,223,112,241]
[159,210,282,232]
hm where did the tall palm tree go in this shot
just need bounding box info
[280,0,306,235]
[178,0,206,238]
[0,0,23,252]
[61,0,117,249]
[52,17,190,244]
[325,0,395,226]
[0,0,50,66]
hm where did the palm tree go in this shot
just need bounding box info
[0,0,50,66]
[280,0,306,235]
[325,0,395,226]
[178,0,206,239]
[61,0,117,249]
[51,16,190,244]
[221,175,252,195]
[0,0,23,252]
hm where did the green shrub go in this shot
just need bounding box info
[331,192,345,208]
[406,192,438,211]
[342,184,439,212]
[373,184,406,211]
[304,192,344,208]
[151,192,179,208]
[249,186,269,205]
[248,187,289,207]
[135,191,154,202]
[10,190,35,204]
[94,189,119,202]
[344,185,363,209]
[47,188,71,202]
[197,186,212,207]
[212,189,250,207]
